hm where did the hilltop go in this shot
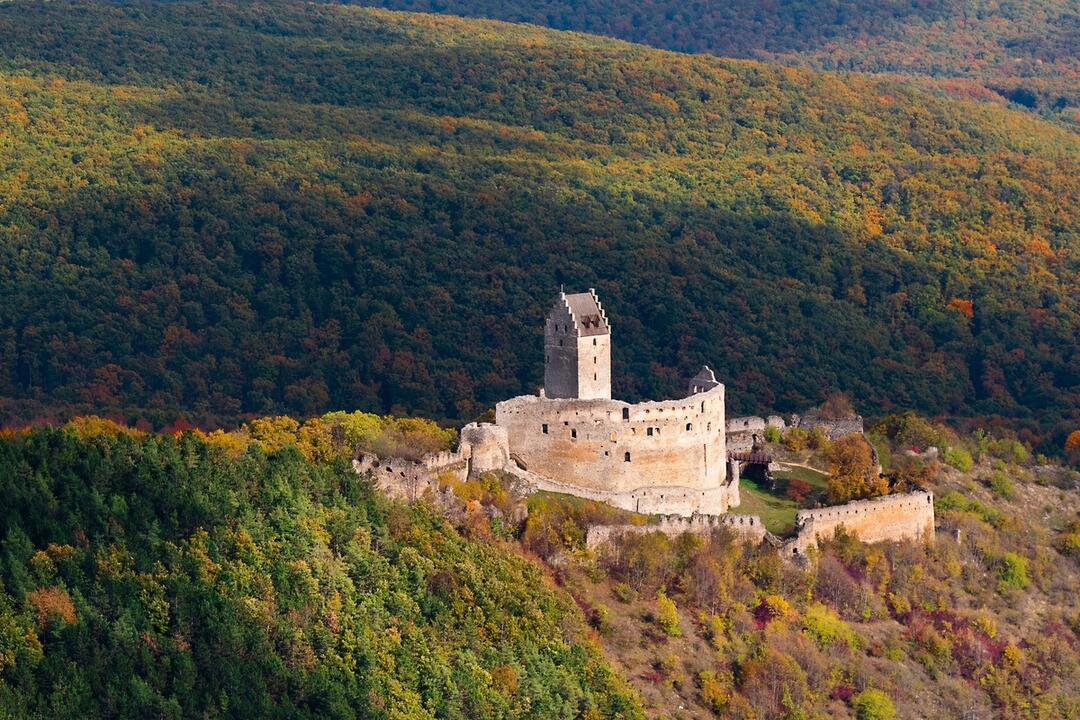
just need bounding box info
[354,0,1080,120]
[0,1,1077,455]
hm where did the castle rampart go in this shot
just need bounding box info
[784,490,935,556]
[495,382,735,515]
[586,512,768,549]
[584,490,935,558]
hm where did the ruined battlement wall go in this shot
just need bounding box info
[584,490,935,558]
[586,512,767,549]
[793,414,864,439]
[353,422,512,500]
[495,384,730,514]
[786,490,935,555]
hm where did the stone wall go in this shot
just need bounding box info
[586,512,768,549]
[793,413,864,439]
[782,490,935,557]
[352,421,514,501]
[582,490,935,559]
[495,383,733,515]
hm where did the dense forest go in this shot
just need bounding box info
[353,0,1080,119]
[0,1,1078,455]
[0,421,642,718]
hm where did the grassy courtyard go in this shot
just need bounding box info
[732,464,830,536]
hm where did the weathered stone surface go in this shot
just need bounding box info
[586,512,768,549]
[544,289,611,400]
[585,490,936,559]
[496,382,736,515]
[782,490,935,557]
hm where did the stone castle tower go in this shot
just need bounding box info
[544,289,611,400]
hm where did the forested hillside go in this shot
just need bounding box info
[354,0,1080,119]
[0,421,642,718]
[4,414,1080,718]
[0,1,1078,454]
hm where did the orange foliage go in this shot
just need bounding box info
[27,587,77,626]
[1066,430,1080,461]
[947,298,974,319]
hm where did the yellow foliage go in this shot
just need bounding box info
[65,416,145,441]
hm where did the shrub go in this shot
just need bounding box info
[989,438,1029,464]
[698,670,730,712]
[943,446,974,472]
[656,591,681,637]
[853,688,896,720]
[783,427,810,452]
[998,552,1030,592]
[763,425,782,444]
[755,594,793,625]
[786,478,812,503]
[988,471,1015,499]
[1056,520,1080,556]
[936,491,1007,528]
[808,427,832,451]
[613,582,636,603]
[802,603,857,649]
[588,604,612,634]
[708,614,727,651]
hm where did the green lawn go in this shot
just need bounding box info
[772,465,830,490]
[733,465,830,537]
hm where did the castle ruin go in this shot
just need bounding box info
[494,290,739,516]
[353,287,935,554]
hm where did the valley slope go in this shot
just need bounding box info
[0,1,1077,453]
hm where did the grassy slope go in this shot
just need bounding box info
[0,2,1077,453]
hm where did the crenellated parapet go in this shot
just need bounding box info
[586,512,767,548]
[495,381,733,515]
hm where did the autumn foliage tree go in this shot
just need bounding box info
[1066,430,1080,466]
[826,435,887,504]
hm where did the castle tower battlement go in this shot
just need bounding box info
[544,289,611,400]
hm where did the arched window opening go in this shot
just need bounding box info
[571,429,577,439]
[686,423,692,431]
[624,452,631,462]
[542,424,548,434]
[622,408,629,420]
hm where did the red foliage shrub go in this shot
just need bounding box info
[786,478,812,503]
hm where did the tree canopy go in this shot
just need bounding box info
[0,1,1076,454]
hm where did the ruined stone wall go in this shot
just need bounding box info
[586,512,767,549]
[793,414,864,439]
[496,383,732,515]
[352,422,513,501]
[583,490,936,559]
[353,452,467,502]
[783,490,935,556]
